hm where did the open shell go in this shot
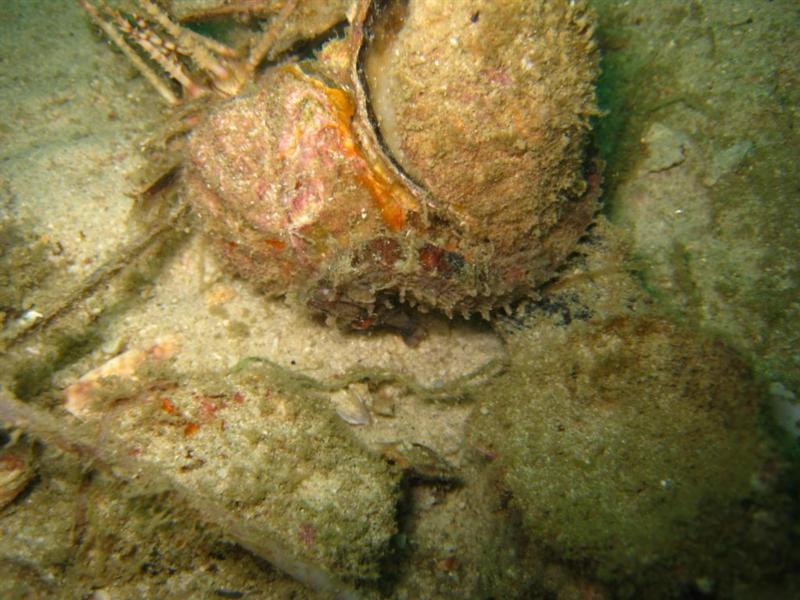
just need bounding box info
[184,0,600,326]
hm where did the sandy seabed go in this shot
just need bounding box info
[1,1,798,598]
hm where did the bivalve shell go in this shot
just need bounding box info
[185,0,600,326]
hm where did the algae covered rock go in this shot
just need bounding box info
[58,356,401,589]
[467,316,764,586]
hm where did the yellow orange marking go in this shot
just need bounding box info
[285,65,415,231]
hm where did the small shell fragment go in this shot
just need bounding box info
[330,383,372,426]
[380,441,459,484]
[373,384,400,417]
[64,336,180,418]
[0,451,33,510]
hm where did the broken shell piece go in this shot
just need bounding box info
[205,283,237,307]
[330,383,372,426]
[64,336,180,418]
[0,451,33,510]
[380,441,459,484]
[372,384,399,418]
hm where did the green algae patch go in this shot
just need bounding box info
[468,315,764,588]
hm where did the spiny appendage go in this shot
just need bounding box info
[76,0,298,105]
